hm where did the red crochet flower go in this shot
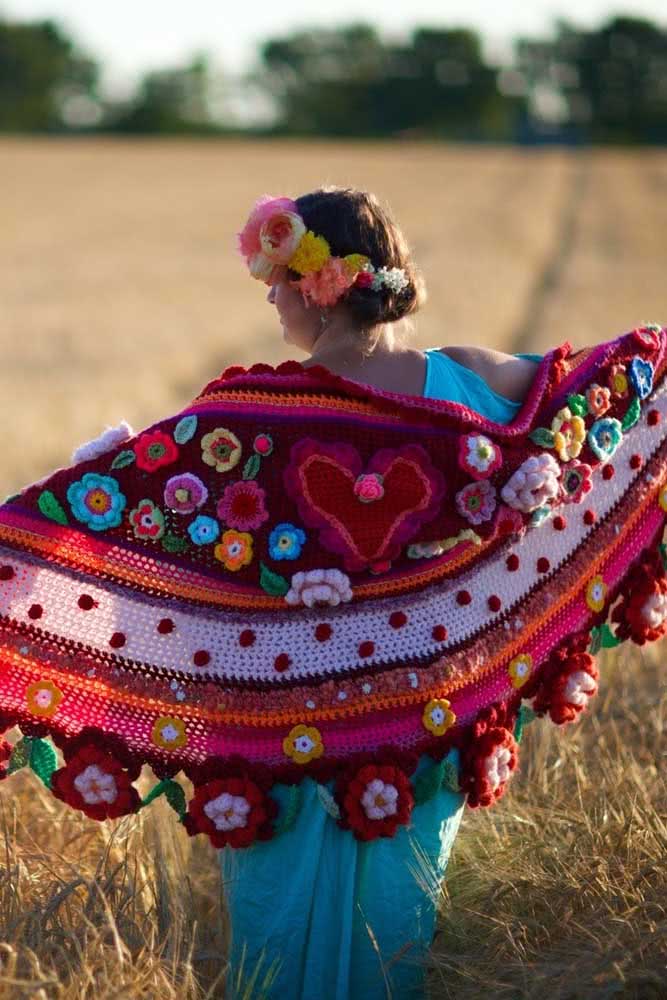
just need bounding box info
[184,757,278,849]
[610,552,667,645]
[133,430,179,472]
[51,732,141,821]
[336,758,415,841]
[531,637,599,725]
[460,703,519,808]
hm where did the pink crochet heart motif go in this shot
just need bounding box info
[284,439,446,571]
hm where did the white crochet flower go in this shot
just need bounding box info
[204,791,251,831]
[71,420,135,463]
[361,778,399,820]
[500,452,561,513]
[73,764,118,805]
[484,746,512,791]
[285,568,353,607]
[563,670,597,708]
[407,539,447,559]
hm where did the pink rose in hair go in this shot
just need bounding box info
[237,195,298,259]
[260,211,306,263]
[248,252,287,285]
[297,257,356,307]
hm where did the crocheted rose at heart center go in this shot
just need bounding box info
[284,440,446,571]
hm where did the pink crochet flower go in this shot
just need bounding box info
[237,195,298,259]
[296,258,357,307]
[353,473,384,503]
[216,480,269,531]
[455,480,497,525]
[500,453,560,513]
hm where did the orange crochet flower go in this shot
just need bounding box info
[282,724,324,764]
[214,530,253,571]
[508,653,533,689]
[422,698,456,736]
[585,383,611,418]
[585,575,607,613]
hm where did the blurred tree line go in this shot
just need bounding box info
[1,14,667,143]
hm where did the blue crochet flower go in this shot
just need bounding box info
[268,522,306,560]
[628,356,653,400]
[67,473,126,531]
[587,417,623,462]
[187,514,220,546]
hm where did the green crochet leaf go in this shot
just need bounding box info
[174,415,198,445]
[567,393,589,418]
[140,778,187,821]
[7,736,32,774]
[442,759,461,794]
[413,759,447,805]
[161,533,190,554]
[110,449,136,470]
[29,738,58,789]
[589,626,602,655]
[316,784,340,820]
[37,490,68,526]
[259,562,289,597]
[589,624,619,653]
[274,785,302,834]
[660,544,667,572]
[528,427,555,447]
[514,704,537,744]
[242,453,261,480]
[621,396,641,432]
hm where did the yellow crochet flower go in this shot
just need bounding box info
[26,679,63,718]
[151,715,188,750]
[342,253,370,277]
[659,485,667,512]
[585,575,607,613]
[422,698,456,736]
[288,232,331,275]
[201,427,242,472]
[551,407,586,461]
[508,653,533,689]
[283,723,324,764]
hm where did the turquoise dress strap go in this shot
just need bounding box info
[423,348,543,421]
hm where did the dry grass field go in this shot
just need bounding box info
[0,138,666,998]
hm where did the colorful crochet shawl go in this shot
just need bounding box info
[1,324,666,847]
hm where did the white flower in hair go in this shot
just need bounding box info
[375,266,409,294]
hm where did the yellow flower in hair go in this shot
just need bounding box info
[288,231,331,275]
[342,253,370,277]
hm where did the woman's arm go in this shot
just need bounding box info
[442,346,541,404]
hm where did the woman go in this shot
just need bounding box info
[222,186,542,999]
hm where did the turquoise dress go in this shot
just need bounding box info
[220,349,543,999]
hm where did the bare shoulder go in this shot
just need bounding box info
[438,345,540,404]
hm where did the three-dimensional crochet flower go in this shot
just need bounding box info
[559,460,593,504]
[458,434,503,480]
[336,760,415,840]
[587,417,623,462]
[184,756,278,849]
[282,724,324,764]
[216,480,269,531]
[26,679,63,718]
[129,499,165,540]
[500,453,560,513]
[455,480,497,525]
[67,473,127,531]
[284,568,353,607]
[529,635,599,725]
[550,407,586,461]
[268,522,306,560]
[460,704,519,808]
[214,530,254,571]
[164,473,209,514]
[611,553,667,644]
[50,731,141,821]
[188,515,220,546]
[134,430,179,472]
[201,427,243,472]
[608,363,629,398]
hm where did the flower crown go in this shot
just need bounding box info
[237,194,410,308]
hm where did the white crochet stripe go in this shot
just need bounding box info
[1,380,666,685]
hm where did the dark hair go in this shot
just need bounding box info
[291,187,427,331]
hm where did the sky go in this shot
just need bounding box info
[2,0,667,97]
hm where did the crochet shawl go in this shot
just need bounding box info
[0,324,666,847]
